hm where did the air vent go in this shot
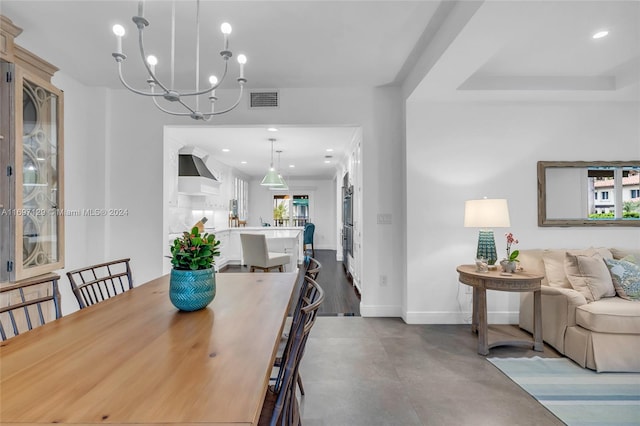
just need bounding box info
[250,91,279,108]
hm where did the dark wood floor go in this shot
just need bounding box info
[220,249,360,316]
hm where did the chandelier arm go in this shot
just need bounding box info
[151,96,195,116]
[202,84,245,117]
[136,23,172,94]
[116,62,167,97]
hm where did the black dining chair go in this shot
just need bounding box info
[260,275,324,426]
[0,273,62,340]
[66,258,133,309]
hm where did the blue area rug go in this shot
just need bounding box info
[488,357,640,426]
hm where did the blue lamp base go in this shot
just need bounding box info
[476,230,497,265]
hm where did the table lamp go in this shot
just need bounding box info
[464,198,511,265]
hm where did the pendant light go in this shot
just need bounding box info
[261,138,283,186]
[270,150,289,190]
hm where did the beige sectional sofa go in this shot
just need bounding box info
[519,247,640,372]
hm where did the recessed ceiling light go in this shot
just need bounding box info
[267,127,278,132]
[222,148,230,152]
[289,164,295,168]
[592,30,609,39]
[240,161,247,164]
[326,148,334,152]
[324,160,330,164]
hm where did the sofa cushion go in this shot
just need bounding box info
[565,253,616,302]
[604,258,640,301]
[576,297,640,334]
[518,249,549,286]
[543,248,613,288]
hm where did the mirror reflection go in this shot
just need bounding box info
[538,161,640,227]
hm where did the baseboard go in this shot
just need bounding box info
[404,311,519,325]
[360,304,403,317]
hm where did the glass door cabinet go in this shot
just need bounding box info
[1,15,64,282]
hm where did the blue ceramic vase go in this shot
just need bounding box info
[169,268,216,311]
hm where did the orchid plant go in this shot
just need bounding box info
[505,232,519,262]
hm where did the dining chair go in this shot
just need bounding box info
[260,275,324,426]
[303,223,315,257]
[277,256,322,395]
[240,233,290,272]
[66,258,133,309]
[0,273,62,341]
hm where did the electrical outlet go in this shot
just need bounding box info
[380,275,388,286]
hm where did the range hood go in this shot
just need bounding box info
[178,147,221,195]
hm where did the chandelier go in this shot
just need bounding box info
[111,0,247,120]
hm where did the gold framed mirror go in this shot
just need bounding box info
[538,161,640,227]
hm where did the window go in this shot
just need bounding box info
[601,191,609,200]
[272,194,310,227]
[594,192,598,200]
[292,195,309,227]
[273,195,290,226]
[632,189,640,199]
[233,177,248,219]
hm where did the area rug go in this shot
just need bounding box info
[487,357,640,425]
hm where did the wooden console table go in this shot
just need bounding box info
[456,265,544,355]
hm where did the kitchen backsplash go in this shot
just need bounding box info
[168,194,229,233]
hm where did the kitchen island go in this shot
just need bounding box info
[215,227,303,272]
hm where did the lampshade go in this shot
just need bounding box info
[464,198,511,266]
[464,199,511,228]
[261,168,282,186]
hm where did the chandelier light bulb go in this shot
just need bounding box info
[112,24,125,37]
[113,24,125,55]
[221,22,232,35]
[146,55,158,74]
[209,75,218,85]
[237,54,247,79]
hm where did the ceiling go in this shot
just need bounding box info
[165,125,359,179]
[2,1,638,178]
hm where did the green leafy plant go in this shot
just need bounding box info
[170,227,220,270]
[273,201,288,220]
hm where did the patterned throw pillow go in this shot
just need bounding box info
[604,258,640,301]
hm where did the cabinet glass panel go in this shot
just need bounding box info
[21,79,60,270]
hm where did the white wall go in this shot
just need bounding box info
[405,101,640,324]
[104,85,405,317]
[247,178,336,249]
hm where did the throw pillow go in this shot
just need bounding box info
[543,248,613,288]
[604,258,640,301]
[564,253,616,302]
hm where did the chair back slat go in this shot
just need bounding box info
[306,257,322,280]
[0,273,62,341]
[66,259,133,309]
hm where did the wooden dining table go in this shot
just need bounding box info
[0,271,298,425]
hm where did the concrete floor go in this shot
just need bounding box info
[298,317,564,426]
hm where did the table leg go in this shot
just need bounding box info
[471,287,478,334]
[477,288,488,356]
[533,289,543,352]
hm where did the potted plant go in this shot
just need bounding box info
[169,226,221,311]
[500,232,519,273]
